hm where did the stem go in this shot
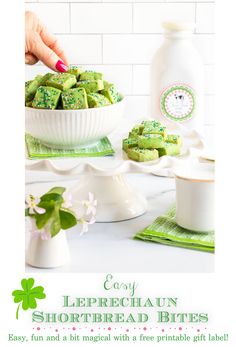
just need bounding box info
[16,303,21,320]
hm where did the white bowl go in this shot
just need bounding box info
[25,97,125,149]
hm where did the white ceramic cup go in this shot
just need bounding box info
[174,163,214,232]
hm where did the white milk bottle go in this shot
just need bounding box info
[150,22,204,130]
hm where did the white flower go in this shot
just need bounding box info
[78,215,96,235]
[62,192,73,209]
[25,195,45,215]
[39,229,51,241]
[82,192,97,216]
[26,217,51,241]
[32,228,51,241]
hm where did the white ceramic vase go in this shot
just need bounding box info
[26,231,70,268]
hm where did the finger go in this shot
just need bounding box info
[50,39,69,67]
[25,53,39,65]
[40,24,69,66]
[29,33,67,72]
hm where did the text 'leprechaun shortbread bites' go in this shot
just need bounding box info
[32,86,61,110]
[123,120,182,162]
[25,69,122,110]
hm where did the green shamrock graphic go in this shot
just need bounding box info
[12,278,46,319]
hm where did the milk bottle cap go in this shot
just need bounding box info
[162,21,195,32]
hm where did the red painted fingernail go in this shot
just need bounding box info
[55,60,68,72]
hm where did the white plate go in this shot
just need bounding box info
[199,150,215,162]
[26,121,206,177]
[26,121,208,221]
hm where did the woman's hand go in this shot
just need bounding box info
[25,11,69,72]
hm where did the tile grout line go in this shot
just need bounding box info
[31,2,216,4]
[54,32,215,36]
[34,62,214,67]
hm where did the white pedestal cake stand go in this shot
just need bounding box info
[26,128,205,222]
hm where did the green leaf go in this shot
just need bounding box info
[21,278,34,291]
[59,209,77,230]
[12,278,46,320]
[37,199,55,208]
[46,187,66,195]
[40,193,63,204]
[25,208,30,217]
[50,209,61,237]
[34,187,66,206]
[35,207,54,229]
[12,291,25,303]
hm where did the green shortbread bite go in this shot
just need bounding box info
[133,124,144,134]
[76,80,104,93]
[25,74,53,104]
[61,88,88,110]
[127,147,159,162]
[158,142,181,157]
[128,124,144,139]
[25,80,32,103]
[87,93,111,108]
[25,75,42,102]
[67,65,83,79]
[141,120,161,128]
[32,86,61,110]
[100,84,121,104]
[25,80,31,88]
[138,134,165,149]
[103,80,110,89]
[166,134,182,146]
[128,131,138,139]
[80,71,103,81]
[25,101,33,107]
[39,73,54,86]
[143,124,167,139]
[46,73,77,91]
[122,138,138,152]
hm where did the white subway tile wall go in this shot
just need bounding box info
[25,0,215,131]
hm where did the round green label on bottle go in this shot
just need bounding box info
[160,84,195,122]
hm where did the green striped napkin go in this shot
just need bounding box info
[25,134,115,159]
[134,206,214,253]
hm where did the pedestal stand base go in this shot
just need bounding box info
[70,174,147,222]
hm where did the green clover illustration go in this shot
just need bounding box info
[12,278,46,319]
